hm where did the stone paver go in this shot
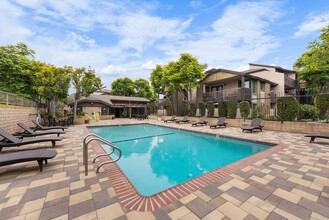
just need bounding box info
[0,118,328,219]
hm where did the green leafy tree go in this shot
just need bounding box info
[111,77,136,96]
[227,101,238,119]
[0,43,36,99]
[295,25,329,91]
[29,61,71,116]
[277,97,299,121]
[150,64,165,99]
[134,78,154,100]
[71,67,103,118]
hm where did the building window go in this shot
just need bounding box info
[244,80,250,88]
[253,80,258,93]
[261,82,265,92]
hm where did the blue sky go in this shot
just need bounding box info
[1,0,329,90]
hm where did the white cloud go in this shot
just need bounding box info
[141,61,156,70]
[158,1,282,69]
[189,0,203,8]
[294,11,329,37]
[98,65,127,76]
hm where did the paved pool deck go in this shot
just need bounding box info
[0,119,328,220]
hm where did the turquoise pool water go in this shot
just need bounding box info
[88,124,272,196]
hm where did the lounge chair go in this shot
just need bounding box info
[241,118,264,133]
[304,134,329,143]
[209,117,228,128]
[0,149,57,171]
[175,116,190,124]
[0,128,62,151]
[32,119,67,131]
[192,116,208,126]
[16,123,65,137]
[164,115,177,123]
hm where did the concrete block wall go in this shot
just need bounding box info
[0,105,37,134]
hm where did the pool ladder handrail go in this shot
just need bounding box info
[83,133,122,176]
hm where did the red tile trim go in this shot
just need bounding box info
[83,125,286,211]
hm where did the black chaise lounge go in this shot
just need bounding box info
[209,117,228,128]
[0,149,57,171]
[241,118,264,133]
[32,119,67,131]
[0,128,62,151]
[164,115,177,123]
[192,116,208,126]
[304,134,329,143]
[175,116,190,124]
[16,123,65,138]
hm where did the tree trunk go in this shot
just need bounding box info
[49,98,56,117]
[74,101,78,118]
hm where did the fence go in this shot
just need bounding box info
[0,91,37,107]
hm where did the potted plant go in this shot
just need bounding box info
[74,112,86,125]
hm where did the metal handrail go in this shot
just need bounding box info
[83,133,122,175]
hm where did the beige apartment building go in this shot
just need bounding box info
[167,63,297,116]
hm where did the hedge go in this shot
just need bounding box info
[190,103,197,116]
[207,102,214,117]
[277,97,299,121]
[314,94,329,114]
[239,101,250,119]
[227,101,238,119]
[198,102,206,116]
[182,103,189,116]
[218,101,227,117]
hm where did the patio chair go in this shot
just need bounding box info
[31,119,67,131]
[164,115,177,123]
[304,134,329,143]
[209,117,228,128]
[0,149,57,172]
[241,118,264,133]
[16,123,65,137]
[0,128,62,151]
[175,116,190,124]
[192,116,208,126]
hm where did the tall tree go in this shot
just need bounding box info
[134,78,154,100]
[29,61,71,116]
[0,43,36,99]
[111,77,136,96]
[163,53,207,112]
[71,67,103,118]
[295,25,329,91]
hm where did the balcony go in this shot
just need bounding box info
[284,75,296,89]
[203,88,252,102]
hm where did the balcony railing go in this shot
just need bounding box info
[203,88,252,102]
[0,91,37,107]
[284,75,296,89]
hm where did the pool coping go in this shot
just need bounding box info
[84,123,286,211]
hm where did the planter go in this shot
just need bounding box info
[74,118,85,125]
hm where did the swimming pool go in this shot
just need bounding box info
[88,124,273,196]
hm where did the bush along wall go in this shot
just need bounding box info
[239,101,250,120]
[227,101,238,119]
[218,101,227,117]
[166,98,173,116]
[314,94,329,115]
[190,103,197,116]
[182,103,189,116]
[198,102,206,116]
[207,102,214,117]
[277,97,299,121]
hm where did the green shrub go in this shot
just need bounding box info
[207,102,214,117]
[166,98,172,115]
[299,104,319,120]
[314,94,329,114]
[182,103,189,116]
[277,97,299,121]
[190,103,197,116]
[218,101,227,117]
[198,102,206,116]
[251,105,264,119]
[77,111,86,118]
[227,101,238,119]
[239,101,250,119]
